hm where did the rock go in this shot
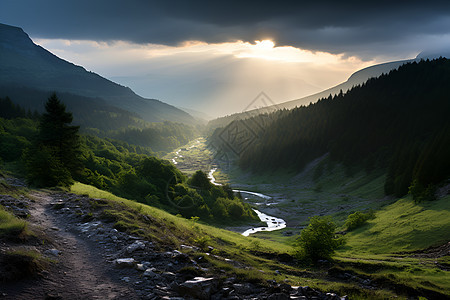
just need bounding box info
[114,258,135,268]
[325,292,340,300]
[127,241,145,253]
[44,249,60,256]
[180,244,199,251]
[268,293,290,300]
[296,286,318,297]
[162,271,176,279]
[232,283,258,295]
[143,267,158,278]
[279,283,292,293]
[142,261,152,269]
[13,208,30,218]
[122,276,131,282]
[177,277,218,300]
[52,202,65,209]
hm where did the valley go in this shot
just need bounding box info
[164,138,393,240]
[161,137,450,298]
[1,15,450,299]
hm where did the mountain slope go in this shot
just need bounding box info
[235,58,450,197]
[208,58,419,129]
[277,59,415,110]
[0,23,195,124]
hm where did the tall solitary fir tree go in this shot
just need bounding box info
[24,93,81,187]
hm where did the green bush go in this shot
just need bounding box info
[296,216,342,262]
[408,179,436,203]
[345,210,375,231]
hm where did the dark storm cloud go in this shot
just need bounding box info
[1,0,450,57]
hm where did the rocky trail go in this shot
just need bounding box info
[1,191,139,299]
[0,182,348,300]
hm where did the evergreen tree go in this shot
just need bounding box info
[25,93,81,187]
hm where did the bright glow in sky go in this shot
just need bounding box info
[35,38,384,117]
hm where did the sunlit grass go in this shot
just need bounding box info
[342,195,450,255]
[70,181,450,298]
[70,182,292,253]
[0,206,28,238]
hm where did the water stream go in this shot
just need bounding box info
[207,168,286,236]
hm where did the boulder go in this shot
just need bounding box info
[177,277,218,300]
[127,241,145,253]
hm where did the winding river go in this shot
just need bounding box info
[207,168,286,236]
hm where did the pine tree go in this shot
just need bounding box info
[25,93,81,187]
[39,93,81,173]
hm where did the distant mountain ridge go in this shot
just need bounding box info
[208,55,438,127]
[0,23,196,124]
[237,58,450,197]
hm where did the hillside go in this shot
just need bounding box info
[220,59,450,198]
[208,58,419,129]
[0,23,196,125]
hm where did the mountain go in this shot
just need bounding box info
[0,23,196,125]
[274,59,415,110]
[208,57,428,128]
[234,58,450,198]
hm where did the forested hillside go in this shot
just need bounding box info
[227,58,450,198]
[0,95,254,224]
[110,122,199,153]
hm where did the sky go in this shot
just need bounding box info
[1,0,450,117]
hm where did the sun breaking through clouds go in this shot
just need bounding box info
[34,38,379,117]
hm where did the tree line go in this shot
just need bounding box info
[216,58,450,199]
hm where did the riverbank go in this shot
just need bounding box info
[208,167,287,236]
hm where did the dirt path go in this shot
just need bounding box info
[1,191,139,300]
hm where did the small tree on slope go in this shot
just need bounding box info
[296,216,342,262]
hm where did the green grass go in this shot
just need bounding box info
[70,180,450,299]
[72,182,396,298]
[331,195,450,298]
[71,182,292,253]
[0,206,28,239]
[342,195,450,255]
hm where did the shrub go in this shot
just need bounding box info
[345,210,375,231]
[296,216,342,262]
[408,179,436,203]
